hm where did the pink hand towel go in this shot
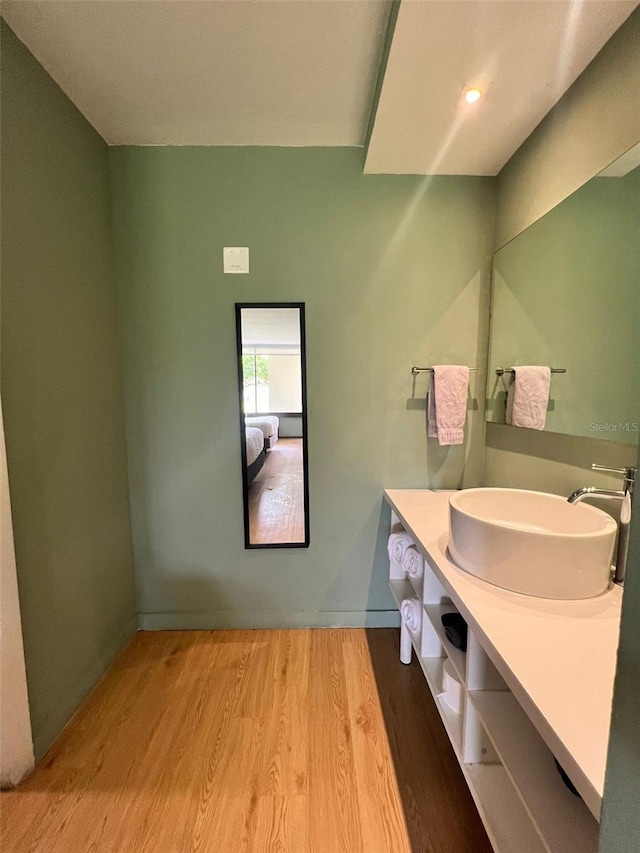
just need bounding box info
[427,366,470,445]
[505,366,551,429]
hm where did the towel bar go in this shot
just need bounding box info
[495,367,566,376]
[411,366,477,375]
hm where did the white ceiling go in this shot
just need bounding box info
[1,0,637,174]
[1,0,392,146]
[365,0,638,175]
[240,308,301,348]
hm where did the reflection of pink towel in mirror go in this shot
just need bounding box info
[505,366,551,430]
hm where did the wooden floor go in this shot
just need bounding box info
[1,629,492,853]
[248,439,305,544]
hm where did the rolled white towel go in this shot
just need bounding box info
[388,531,414,564]
[400,597,422,635]
[402,545,424,580]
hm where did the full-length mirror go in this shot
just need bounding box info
[235,303,310,548]
[486,143,640,442]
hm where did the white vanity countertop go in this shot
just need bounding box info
[384,488,623,819]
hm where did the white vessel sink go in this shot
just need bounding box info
[448,488,617,599]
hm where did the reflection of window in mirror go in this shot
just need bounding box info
[235,304,309,549]
[241,350,302,414]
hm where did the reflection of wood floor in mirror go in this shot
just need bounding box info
[248,438,305,544]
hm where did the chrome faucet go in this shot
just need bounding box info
[568,464,636,585]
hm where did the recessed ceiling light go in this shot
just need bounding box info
[464,88,482,104]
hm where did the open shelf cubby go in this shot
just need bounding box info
[469,690,598,853]
[388,511,599,853]
[423,602,466,682]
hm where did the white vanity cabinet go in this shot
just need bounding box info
[385,490,617,853]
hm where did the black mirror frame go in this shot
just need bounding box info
[235,302,310,549]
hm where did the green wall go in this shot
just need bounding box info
[487,12,640,848]
[599,491,640,853]
[495,7,640,247]
[484,426,637,503]
[0,22,137,759]
[108,147,495,628]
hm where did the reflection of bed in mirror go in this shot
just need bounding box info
[245,426,266,485]
[245,415,279,449]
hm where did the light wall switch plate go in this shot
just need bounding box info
[223,247,249,274]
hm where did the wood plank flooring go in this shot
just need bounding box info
[248,439,305,544]
[1,629,492,853]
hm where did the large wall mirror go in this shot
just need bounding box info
[486,143,640,443]
[235,303,310,548]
